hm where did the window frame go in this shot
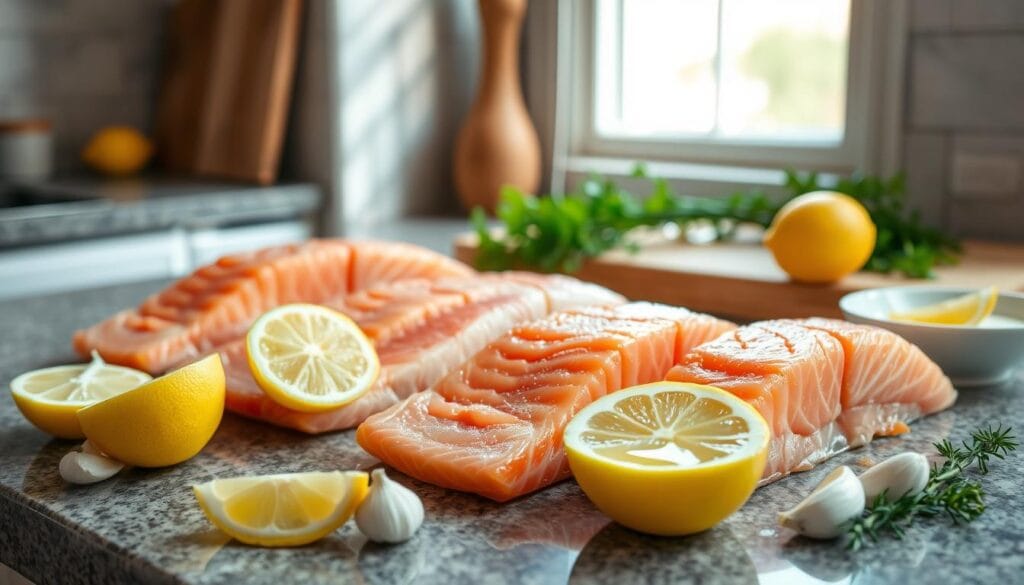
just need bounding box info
[552,0,906,191]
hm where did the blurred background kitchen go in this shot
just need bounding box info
[1,0,1023,302]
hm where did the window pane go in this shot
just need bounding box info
[592,0,850,145]
[718,0,849,142]
[596,0,719,137]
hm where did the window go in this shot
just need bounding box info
[559,0,905,184]
[595,0,849,144]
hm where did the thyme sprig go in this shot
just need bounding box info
[846,425,1017,551]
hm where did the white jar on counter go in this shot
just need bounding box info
[0,119,53,182]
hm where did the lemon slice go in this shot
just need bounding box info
[564,382,769,536]
[10,351,151,439]
[890,286,999,326]
[193,470,369,547]
[246,304,379,412]
[77,354,225,467]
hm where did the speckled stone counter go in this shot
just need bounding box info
[1,282,1023,585]
[0,179,321,248]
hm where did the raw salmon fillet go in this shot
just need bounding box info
[73,240,472,374]
[356,302,736,501]
[219,273,626,433]
[666,318,956,482]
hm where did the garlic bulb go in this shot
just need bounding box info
[59,446,124,485]
[778,466,865,539]
[355,468,424,543]
[858,452,930,504]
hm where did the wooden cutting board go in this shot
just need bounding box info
[454,233,1024,320]
[155,0,304,185]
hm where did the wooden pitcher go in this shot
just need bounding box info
[454,0,541,213]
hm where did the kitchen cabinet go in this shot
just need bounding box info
[0,179,321,301]
[0,221,311,301]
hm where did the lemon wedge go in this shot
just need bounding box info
[246,304,379,413]
[564,382,769,536]
[77,354,225,467]
[10,352,151,439]
[890,286,999,326]
[193,471,369,547]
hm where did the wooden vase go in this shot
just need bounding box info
[454,0,541,214]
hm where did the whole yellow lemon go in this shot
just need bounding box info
[81,126,154,177]
[764,191,876,283]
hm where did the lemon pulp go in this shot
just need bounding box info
[580,390,754,467]
[890,286,999,326]
[10,352,151,439]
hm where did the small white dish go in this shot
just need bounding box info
[839,286,1024,387]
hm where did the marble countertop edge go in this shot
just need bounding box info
[0,487,176,585]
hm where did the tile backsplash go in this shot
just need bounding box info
[0,0,1022,241]
[906,0,1024,240]
[0,0,171,173]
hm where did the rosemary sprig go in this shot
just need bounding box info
[846,425,1018,551]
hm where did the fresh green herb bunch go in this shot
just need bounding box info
[845,424,1018,551]
[472,167,777,273]
[471,165,961,278]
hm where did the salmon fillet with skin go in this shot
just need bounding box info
[218,273,627,433]
[356,303,736,502]
[666,318,956,482]
[73,240,473,374]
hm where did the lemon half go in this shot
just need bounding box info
[564,382,769,536]
[10,352,151,439]
[246,304,379,413]
[890,286,999,326]
[77,354,225,467]
[193,471,369,547]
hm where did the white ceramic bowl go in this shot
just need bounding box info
[839,286,1024,387]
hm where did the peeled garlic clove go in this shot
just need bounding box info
[778,466,865,539]
[355,468,424,543]
[858,452,930,504]
[60,451,124,485]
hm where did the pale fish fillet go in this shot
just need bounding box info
[73,240,473,373]
[356,302,736,501]
[220,273,627,433]
[666,318,956,482]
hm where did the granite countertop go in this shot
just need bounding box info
[2,282,1024,585]
[0,178,322,248]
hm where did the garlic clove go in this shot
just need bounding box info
[355,468,424,543]
[81,440,104,456]
[778,466,865,539]
[858,452,930,504]
[59,451,124,485]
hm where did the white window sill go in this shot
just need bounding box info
[562,155,839,198]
